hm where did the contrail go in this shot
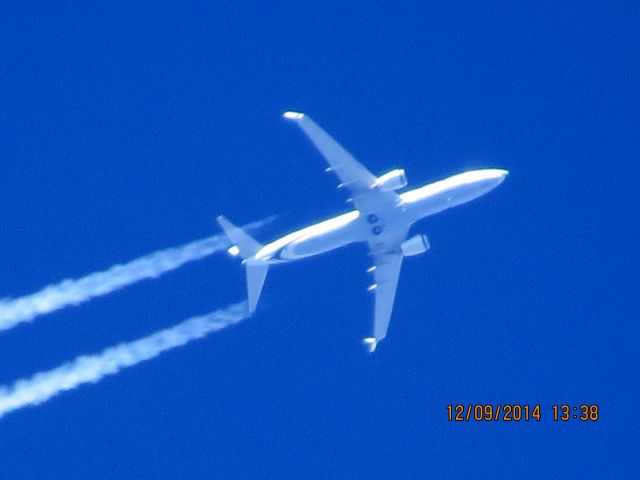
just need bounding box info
[0,301,249,419]
[0,219,269,332]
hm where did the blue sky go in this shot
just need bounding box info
[0,2,637,478]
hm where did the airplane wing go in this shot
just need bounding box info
[283,112,400,213]
[363,250,404,352]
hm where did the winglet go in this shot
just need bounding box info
[363,337,378,353]
[283,111,305,120]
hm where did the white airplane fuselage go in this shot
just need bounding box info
[256,168,508,263]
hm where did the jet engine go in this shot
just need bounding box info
[373,169,408,191]
[401,234,430,256]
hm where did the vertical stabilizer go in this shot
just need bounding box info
[217,215,269,312]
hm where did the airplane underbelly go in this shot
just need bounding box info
[280,224,361,260]
[407,181,498,219]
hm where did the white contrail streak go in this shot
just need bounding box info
[0,219,268,331]
[0,301,249,419]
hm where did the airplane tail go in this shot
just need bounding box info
[216,215,269,313]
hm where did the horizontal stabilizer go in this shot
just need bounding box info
[246,260,269,313]
[216,215,263,260]
[217,215,269,313]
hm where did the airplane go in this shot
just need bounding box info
[217,111,508,352]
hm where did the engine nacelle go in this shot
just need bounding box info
[373,169,407,191]
[401,234,430,256]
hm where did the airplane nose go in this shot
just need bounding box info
[487,169,509,186]
[487,168,509,178]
